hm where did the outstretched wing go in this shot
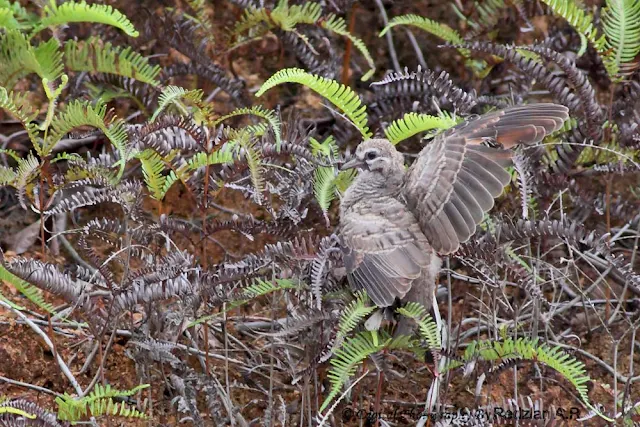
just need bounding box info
[340,197,434,307]
[403,103,569,254]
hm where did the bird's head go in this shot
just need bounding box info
[340,139,404,177]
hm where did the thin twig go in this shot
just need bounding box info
[0,375,63,397]
[0,299,83,395]
[374,0,401,73]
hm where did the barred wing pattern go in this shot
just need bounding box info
[403,103,569,254]
[340,196,434,307]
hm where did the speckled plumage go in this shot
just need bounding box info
[339,104,569,311]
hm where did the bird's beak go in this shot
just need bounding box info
[340,158,363,171]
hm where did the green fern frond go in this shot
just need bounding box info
[386,333,420,355]
[602,0,640,78]
[65,38,161,86]
[51,152,84,164]
[279,1,323,29]
[158,147,234,198]
[334,169,356,193]
[233,7,270,38]
[36,0,139,37]
[236,278,297,304]
[380,14,471,56]
[396,302,441,349]
[158,170,179,198]
[56,384,149,421]
[381,14,463,44]
[223,123,269,141]
[34,37,65,83]
[256,68,371,138]
[151,86,205,122]
[0,0,34,25]
[0,165,15,185]
[152,86,190,121]
[0,87,39,145]
[185,0,214,38]
[320,331,388,412]
[313,166,338,216]
[0,148,20,162]
[309,135,338,158]
[0,406,36,418]
[47,100,129,179]
[537,0,611,70]
[385,112,457,144]
[14,153,40,200]
[320,14,376,80]
[458,337,610,420]
[577,139,637,165]
[337,291,375,338]
[239,134,265,204]
[0,263,57,314]
[0,5,29,30]
[379,14,489,72]
[232,1,374,79]
[0,9,19,30]
[137,149,166,200]
[187,147,234,171]
[0,30,63,88]
[452,0,506,35]
[213,106,282,149]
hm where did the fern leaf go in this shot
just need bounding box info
[396,302,441,349]
[0,9,20,30]
[239,135,265,204]
[0,263,57,315]
[33,37,65,83]
[537,0,611,71]
[0,165,15,185]
[0,406,36,418]
[0,87,39,145]
[36,0,139,37]
[320,14,376,81]
[213,106,282,149]
[0,3,32,31]
[381,14,464,45]
[187,148,234,171]
[278,1,323,29]
[233,7,271,38]
[13,153,40,209]
[137,149,166,200]
[256,68,371,138]
[320,331,388,412]
[56,383,149,421]
[309,135,338,158]
[313,166,337,218]
[337,291,374,338]
[384,112,457,144]
[0,30,63,88]
[151,86,204,122]
[334,169,356,193]
[65,37,161,86]
[602,0,640,78]
[47,100,129,179]
[185,0,214,37]
[458,337,611,421]
[231,279,298,308]
[380,14,469,57]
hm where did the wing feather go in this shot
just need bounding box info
[404,103,569,254]
[340,199,433,307]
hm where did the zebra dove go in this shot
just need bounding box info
[338,103,569,323]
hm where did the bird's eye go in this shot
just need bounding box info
[365,151,377,160]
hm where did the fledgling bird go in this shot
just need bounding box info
[338,103,569,331]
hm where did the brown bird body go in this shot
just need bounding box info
[339,103,569,315]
